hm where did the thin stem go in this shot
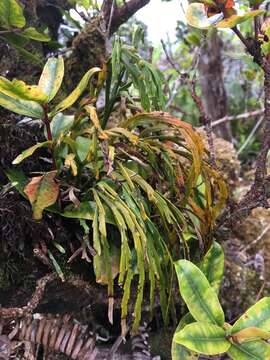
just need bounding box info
[232,27,251,51]
[42,104,56,170]
[0,28,22,35]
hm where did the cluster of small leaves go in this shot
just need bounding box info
[0,0,51,63]
[1,39,227,333]
[172,244,270,360]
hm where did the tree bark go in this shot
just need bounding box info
[198,30,232,141]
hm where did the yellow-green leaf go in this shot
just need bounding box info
[186,3,223,29]
[0,77,48,103]
[64,153,78,176]
[228,340,270,360]
[172,313,198,360]
[24,171,59,220]
[200,241,224,293]
[0,92,43,118]
[94,244,120,285]
[21,27,50,42]
[217,10,264,28]
[173,322,230,355]
[0,0,26,29]
[175,260,225,326]
[52,67,101,114]
[38,57,64,102]
[231,297,270,334]
[12,141,52,164]
[50,112,74,140]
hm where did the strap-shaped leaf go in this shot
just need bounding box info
[0,92,43,118]
[228,340,270,360]
[0,77,48,103]
[0,0,26,29]
[173,322,230,355]
[175,260,225,326]
[52,67,101,115]
[231,297,270,334]
[38,57,64,102]
[21,27,50,42]
[24,171,59,220]
[12,141,52,164]
[200,241,224,293]
[217,10,264,28]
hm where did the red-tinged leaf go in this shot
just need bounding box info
[24,171,59,220]
[225,0,235,8]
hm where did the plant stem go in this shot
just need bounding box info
[0,28,22,35]
[232,27,251,50]
[42,104,56,170]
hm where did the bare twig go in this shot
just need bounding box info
[212,109,264,127]
[237,115,264,155]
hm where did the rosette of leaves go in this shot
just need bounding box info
[0,0,50,63]
[185,0,264,30]
[172,244,270,359]
[1,48,227,332]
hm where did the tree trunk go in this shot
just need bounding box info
[198,30,232,141]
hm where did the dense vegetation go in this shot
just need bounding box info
[1,0,270,359]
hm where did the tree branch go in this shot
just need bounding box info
[103,0,151,36]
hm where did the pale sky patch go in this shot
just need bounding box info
[136,0,187,44]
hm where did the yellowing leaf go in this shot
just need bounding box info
[0,92,43,118]
[38,57,64,102]
[200,241,224,293]
[231,297,270,334]
[52,67,101,115]
[0,77,48,103]
[12,141,52,164]
[0,0,26,29]
[173,322,230,355]
[94,244,120,285]
[228,340,270,360]
[232,327,270,343]
[85,105,108,139]
[174,260,225,326]
[64,153,78,176]
[217,10,264,28]
[24,171,59,220]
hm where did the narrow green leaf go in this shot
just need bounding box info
[21,27,50,42]
[228,340,270,360]
[174,322,230,355]
[0,92,43,118]
[38,57,64,102]
[48,249,65,281]
[200,241,224,293]
[12,141,52,164]
[0,0,26,29]
[231,297,270,334]
[5,168,28,197]
[217,10,264,28]
[52,67,101,114]
[174,260,225,326]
